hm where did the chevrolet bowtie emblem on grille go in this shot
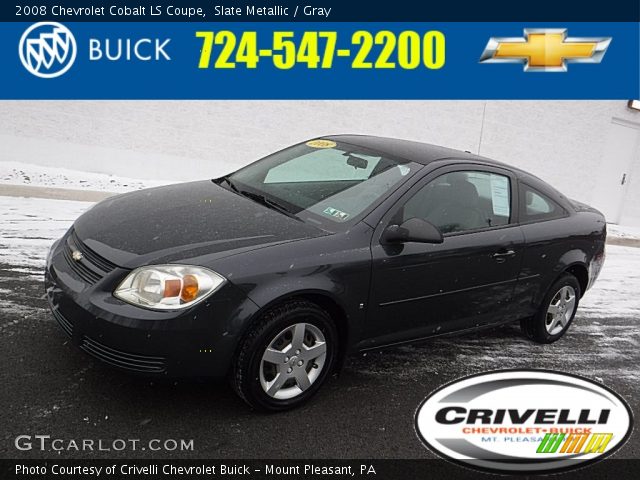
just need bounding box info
[71,250,83,262]
[479,29,612,72]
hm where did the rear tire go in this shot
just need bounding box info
[231,300,337,412]
[521,273,581,344]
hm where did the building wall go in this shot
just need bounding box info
[1,100,639,225]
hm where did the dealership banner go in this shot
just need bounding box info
[0,1,638,98]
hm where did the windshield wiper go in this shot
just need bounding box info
[217,177,300,221]
[239,190,300,220]
[218,175,240,193]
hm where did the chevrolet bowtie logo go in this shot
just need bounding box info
[480,29,611,72]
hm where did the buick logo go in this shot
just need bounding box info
[71,250,83,262]
[416,370,632,473]
[19,22,77,78]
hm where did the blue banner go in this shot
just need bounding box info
[1,22,637,99]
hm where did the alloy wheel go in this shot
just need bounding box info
[259,323,327,400]
[545,285,577,335]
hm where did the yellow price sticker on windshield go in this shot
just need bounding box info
[306,139,337,148]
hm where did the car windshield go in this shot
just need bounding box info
[222,140,421,231]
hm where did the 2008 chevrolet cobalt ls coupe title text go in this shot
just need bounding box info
[45,135,606,411]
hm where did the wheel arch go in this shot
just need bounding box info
[564,262,589,298]
[529,251,589,311]
[555,248,590,297]
[238,289,352,374]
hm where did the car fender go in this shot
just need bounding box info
[209,224,373,353]
[556,249,589,274]
[233,283,360,372]
[533,249,589,306]
[244,281,358,333]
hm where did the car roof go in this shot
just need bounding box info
[323,134,505,167]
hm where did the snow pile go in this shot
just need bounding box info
[0,161,169,193]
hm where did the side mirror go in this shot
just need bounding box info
[382,217,444,244]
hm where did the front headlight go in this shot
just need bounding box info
[114,265,225,310]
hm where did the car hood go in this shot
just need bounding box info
[73,180,327,268]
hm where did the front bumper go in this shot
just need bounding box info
[44,232,259,378]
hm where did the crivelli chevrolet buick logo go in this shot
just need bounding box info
[19,22,77,78]
[415,370,632,473]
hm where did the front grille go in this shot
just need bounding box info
[51,307,73,338]
[63,247,102,284]
[63,229,117,285]
[80,336,167,374]
[70,230,117,273]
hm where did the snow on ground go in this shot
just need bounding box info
[608,223,640,240]
[580,245,640,318]
[0,196,91,274]
[0,161,170,193]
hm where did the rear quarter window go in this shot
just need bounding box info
[519,183,567,223]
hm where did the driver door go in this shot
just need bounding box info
[362,165,525,349]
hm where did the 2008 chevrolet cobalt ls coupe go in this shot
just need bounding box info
[45,135,606,411]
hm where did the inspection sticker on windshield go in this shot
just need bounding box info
[323,207,350,220]
[306,139,337,149]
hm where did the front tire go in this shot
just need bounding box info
[231,300,337,411]
[521,273,581,344]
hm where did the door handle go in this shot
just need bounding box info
[492,249,516,261]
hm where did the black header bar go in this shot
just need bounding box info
[3,0,639,22]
